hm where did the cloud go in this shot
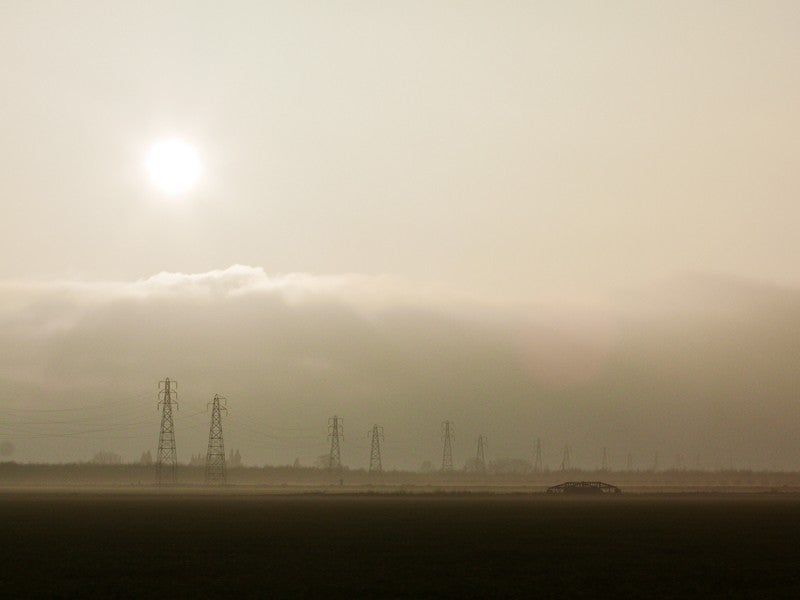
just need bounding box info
[1,266,800,470]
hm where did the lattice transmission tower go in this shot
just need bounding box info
[560,444,571,472]
[156,378,179,485]
[205,394,227,485]
[368,425,384,473]
[476,434,487,473]
[328,415,343,470]
[441,421,454,471]
[533,438,543,473]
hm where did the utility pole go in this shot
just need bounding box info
[328,415,343,471]
[476,434,487,473]
[533,438,543,473]
[368,424,384,473]
[441,421,454,472]
[205,394,227,485]
[601,447,608,471]
[560,444,571,472]
[156,378,178,485]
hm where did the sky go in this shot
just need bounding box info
[0,1,799,468]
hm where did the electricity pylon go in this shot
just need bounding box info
[368,425,384,473]
[533,438,543,473]
[205,394,227,485]
[441,421,454,471]
[560,444,571,472]
[601,447,608,471]
[328,415,343,470]
[156,378,178,485]
[476,434,487,473]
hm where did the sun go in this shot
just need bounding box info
[145,138,202,195]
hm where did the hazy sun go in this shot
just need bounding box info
[145,138,202,195]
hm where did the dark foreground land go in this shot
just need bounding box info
[2,491,800,598]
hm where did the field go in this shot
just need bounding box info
[2,490,800,598]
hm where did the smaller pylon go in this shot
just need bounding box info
[533,438,543,473]
[476,435,487,473]
[328,416,343,470]
[560,444,571,472]
[368,425,384,473]
[441,421,454,472]
[205,394,227,485]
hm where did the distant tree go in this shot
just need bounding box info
[139,450,153,465]
[228,449,243,468]
[189,453,205,466]
[90,451,122,465]
[464,457,483,473]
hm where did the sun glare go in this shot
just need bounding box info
[145,138,202,195]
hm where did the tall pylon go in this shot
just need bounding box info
[328,415,343,470]
[533,438,543,473]
[441,421,454,472]
[560,444,571,472]
[205,394,227,485]
[368,425,384,473]
[476,434,487,473]
[156,378,178,485]
[601,447,608,471]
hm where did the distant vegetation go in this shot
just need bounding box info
[89,451,122,465]
[1,461,800,489]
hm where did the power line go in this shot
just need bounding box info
[0,389,157,413]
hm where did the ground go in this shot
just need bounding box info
[1,489,799,598]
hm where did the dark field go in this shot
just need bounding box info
[2,491,800,598]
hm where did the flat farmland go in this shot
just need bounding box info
[1,490,800,598]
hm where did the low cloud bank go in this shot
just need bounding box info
[1,266,799,470]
